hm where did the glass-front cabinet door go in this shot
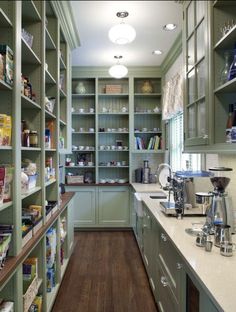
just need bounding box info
[183,1,210,148]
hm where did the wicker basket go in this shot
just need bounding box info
[66,175,84,184]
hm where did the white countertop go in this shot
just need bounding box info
[131,183,163,193]
[131,183,236,312]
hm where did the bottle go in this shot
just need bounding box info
[142,160,150,184]
[227,43,236,81]
[231,103,236,143]
[23,129,30,147]
[226,103,234,143]
[220,51,231,85]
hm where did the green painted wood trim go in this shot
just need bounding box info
[72,66,162,78]
[161,32,182,76]
[51,1,80,50]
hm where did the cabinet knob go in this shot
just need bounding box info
[161,233,167,242]
[176,262,183,270]
[161,276,168,287]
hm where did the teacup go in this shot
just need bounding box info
[106,145,111,150]
[78,161,84,166]
[89,108,94,113]
[111,145,116,150]
[142,127,147,132]
[78,146,84,150]
[100,145,105,150]
[102,107,107,113]
[116,161,121,166]
[79,127,84,132]
[117,146,123,150]
[79,108,84,113]
[85,146,90,150]
[89,128,94,132]
[69,162,75,167]
[88,162,93,166]
[121,107,127,113]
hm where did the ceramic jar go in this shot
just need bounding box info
[141,80,153,93]
[75,82,86,94]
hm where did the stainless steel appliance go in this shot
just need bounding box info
[160,171,213,217]
[203,167,234,235]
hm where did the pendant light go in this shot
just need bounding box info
[109,56,128,79]
[108,11,136,45]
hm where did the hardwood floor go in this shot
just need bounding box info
[52,231,158,312]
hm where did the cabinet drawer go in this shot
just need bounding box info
[156,259,179,312]
[158,230,183,301]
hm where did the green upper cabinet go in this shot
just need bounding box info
[184,0,236,153]
[183,1,211,149]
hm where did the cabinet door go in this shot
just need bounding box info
[183,1,210,148]
[70,188,96,227]
[98,187,130,226]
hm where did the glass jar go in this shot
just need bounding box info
[29,130,38,147]
[23,129,30,147]
[220,51,231,85]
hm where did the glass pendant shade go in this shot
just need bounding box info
[108,23,136,45]
[109,64,128,79]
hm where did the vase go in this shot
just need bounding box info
[75,82,86,94]
[141,80,153,93]
[219,51,231,85]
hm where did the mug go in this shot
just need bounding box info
[79,108,84,113]
[78,161,84,166]
[78,146,84,150]
[69,162,75,167]
[89,128,94,132]
[89,108,94,113]
[85,146,90,150]
[79,127,84,132]
[220,242,236,257]
[100,145,105,150]
[121,107,127,113]
[111,145,116,150]
[88,162,93,166]
[116,161,121,166]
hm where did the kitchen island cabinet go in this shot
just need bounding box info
[131,184,233,312]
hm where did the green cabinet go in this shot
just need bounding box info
[98,186,130,226]
[183,0,211,148]
[183,0,236,153]
[67,187,96,227]
[66,185,130,228]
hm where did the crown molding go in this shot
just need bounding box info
[51,1,80,50]
[161,32,182,76]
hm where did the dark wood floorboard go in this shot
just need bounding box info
[52,231,158,312]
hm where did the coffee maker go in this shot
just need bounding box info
[203,167,234,234]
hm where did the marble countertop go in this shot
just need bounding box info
[131,183,236,312]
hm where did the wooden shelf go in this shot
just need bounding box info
[214,77,236,93]
[0,8,12,27]
[0,201,13,213]
[214,25,236,50]
[45,28,56,50]
[0,79,12,90]
[45,69,56,85]
[0,192,74,288]
[21,95,41,110]
[21,38,41,65]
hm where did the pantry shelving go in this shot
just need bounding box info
[0,1,78,311]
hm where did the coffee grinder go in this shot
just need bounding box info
[203,167,234,234]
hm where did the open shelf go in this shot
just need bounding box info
[214,25,236,50]
[0,8,12,27]
[21,95,41,110]
[0,79,12,90]
[46,28,56,50]
[22,38,41,65]
[22,0,41,22]
[214,77,236,93]
[0,201,13,212]
[21,186,41,200]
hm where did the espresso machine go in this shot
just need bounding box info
[203,167,234,234]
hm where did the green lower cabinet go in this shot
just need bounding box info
[65,186,130,227]
[67,198,74,255]
[98,187,130,227]
[66,187,96,227]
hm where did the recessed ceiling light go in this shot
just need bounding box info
[152,50,163,55]
[163,23,177,31]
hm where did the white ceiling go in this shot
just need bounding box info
[70,1,183,68]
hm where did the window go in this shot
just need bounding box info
[169,113,201,172]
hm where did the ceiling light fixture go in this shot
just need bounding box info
[152,50,163,55]
[163,23,177,31]
[109,56,128,79]
[108,11,136,45]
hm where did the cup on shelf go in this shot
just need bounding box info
[142,127,147,132]
[88,162,93,166]
[106,145,111,150]
[116,161,121,166]
[118,128,123,132]
[122,161,127,166]
[85,146,90,150]
[123,146,128,150]
[89,108,94,113]
[79,108,84,113]
[102,107,107,113]
[89,128,94,132]
[111,145,116,150]
[79,127,84,132]
[100,145,105,150]
[78,161,84,166]
[107,128,112,132]
[69,162,75,167]
[117,146,123,150]
[121,107,128,113]
[78,146,84,150]
[100,178,106,184]
[111,128,116,132]
[71,107,75,113]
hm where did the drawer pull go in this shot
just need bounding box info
[176,262,183,270]
[161,233,167,242]
[161,276,168,287]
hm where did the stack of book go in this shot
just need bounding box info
[135,135,162,150]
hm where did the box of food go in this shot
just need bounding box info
[0,114,12,146]
[105,84,122,94]
[66,175,84,184]
[0,45,13,86]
